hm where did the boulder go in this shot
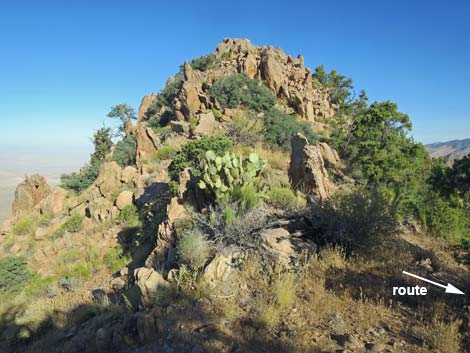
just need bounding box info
[137,91,157,122]
[121,166,137,184]
[170,120,190,135]
[243,52,258,79]
[259,228,296,266]
[318,142,340,167]
[203,253,237,287]
[178,62,203,119]
[12,174,51,218]
[289,134,331,200]
[215,38,254,57]
[134,267,169,307]
[40,187,68,217]
[193,111,218,136]
[260,50,284,95]
[95,162,122,199]
[115,190,133,210]
[136,125,160,163]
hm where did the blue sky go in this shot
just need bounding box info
[1,0,469,166]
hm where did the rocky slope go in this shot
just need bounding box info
[426,138,470,165]
[0,38,468,353]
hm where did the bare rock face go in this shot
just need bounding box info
[260,50,284,95]
[95,162,122,199]
[289,133,331,200]
[193,111,218,136]
[137,91,157,122]
[136,125,160,163]
[260,228,296,266]
[175,62,205,120]
[40,186,68,217]
[215,38,254,57]
[115,190,133,210]
[121,166,137,184]
[318,142,340,167]
[12,175,51,218]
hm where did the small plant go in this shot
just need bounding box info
[154,145,179,161]
[104,245,129,273]
[226,111,264,146]
[177,230,212,270]
[0,256,32,293]
[268,187,299,210]
[13,218,36,236]
[275,272,297,309]
[117,205,140,228]
[62,214,84,233]
[232,184,264,210]
[198,150,266,202]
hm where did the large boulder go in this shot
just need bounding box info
[115,190,133,210]
[121,166,137,184]
[193,111,218,136]
[260,228,296,266]
[135,125,160,163]
[134,267,169,307]
[12,175,51,218]
[176,62,204,120]
[260,50,284,96]
[40,186,68,217]
[318,142,340,167]
[289,133,331,200]
[95,162,122,199]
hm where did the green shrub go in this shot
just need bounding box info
[309,188,398,252]
[62,214,84,233]
[185,54,217,71]
[61,161,100,193]
[177,230,211,269]
[104,246,129,273]
[113,135,137,168]
[232,184,264,210]
[264,108,318,150]
[0,256,32,293]
[168,135,233,181]
[154,145,180,161]
[117,205,140,228]
[13,218,36,236]
[209,74,276,113]
[268,187,298,210]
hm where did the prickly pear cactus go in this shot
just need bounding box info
[197,150,266,200]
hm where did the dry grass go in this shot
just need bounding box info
[415,317,462,353]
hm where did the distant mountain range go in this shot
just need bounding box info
[426,138,470,165]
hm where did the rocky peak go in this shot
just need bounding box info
[12,174,51,218]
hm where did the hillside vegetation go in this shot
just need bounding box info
[0,38,469,353]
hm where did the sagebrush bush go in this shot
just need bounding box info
[113,135,137,168]
[209,74,276,113]
[13,218,36,236]
[264,108,318,150]
[168,135,233,181]
[307,188,398,251]
[226,111,264,146]
[0,256,32,293]
[177,230,212,269]
[268,187,299,210]
[62,214,84,233]
[154,145,180,161]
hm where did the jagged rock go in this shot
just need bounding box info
[243,52,258,79]
[121,166,137,184]
[90,197,115,222]
[134,267,169,307]
[170,120,190,135]
[177,62,204,119]
[115,190,134,210]
[40,186,68,217]
[289,133,331,200]
[138,91,157,122]
[95,162,122,199]
[203,252,237,287]
[318,142,340,167]
[260,50,284,95]
[12,174,51,218]
[215,38,254,57]
[193,111,218,136]
[260,228,296,266]
[136,125,160,163]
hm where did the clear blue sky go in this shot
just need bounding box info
[1,0,469,164]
